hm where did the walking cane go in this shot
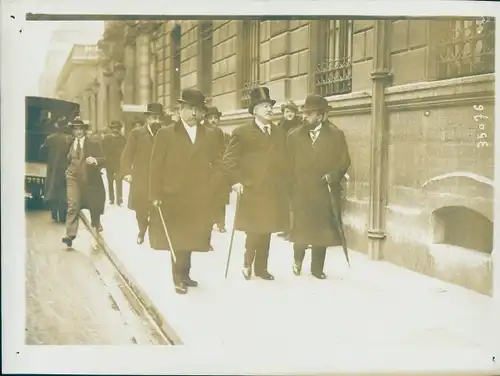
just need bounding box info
[156,205,177,264]
[224,191,241,279]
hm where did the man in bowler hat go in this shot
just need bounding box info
[149,89,224,294]
[62,118,106,247]
[224,87,290,281]
[286,94,351,279]
[204,105,230,233]
[121,103,164,245]
[102,120,127,206]
[39,117,72,223]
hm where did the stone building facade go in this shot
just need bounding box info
[65,18,495,295]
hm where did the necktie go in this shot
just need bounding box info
[310,130,319,144]
[76,138,82,158]
[264,126,271,136]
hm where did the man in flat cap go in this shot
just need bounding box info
[204,105,230,233]
[121,103,164,245]
[224,87,290,281]
[150,88,224,295]
[286,94,351,279]
[102,120,126,206]
[62,118,106,247]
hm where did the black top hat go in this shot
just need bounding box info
[301,94,333,113]
[280,100,299,113]
[145,103,164,115]
[205,105,222,118]
[177,88,206,108]
[109,120,123,129]
[248,86,276,114]
[68,117,89,128]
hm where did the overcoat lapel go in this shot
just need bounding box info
[174,121,206,160]
[311,124,330,164]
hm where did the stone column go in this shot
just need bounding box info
[367,20,393,261]
[123,42,136,104]
[136,25,152,104]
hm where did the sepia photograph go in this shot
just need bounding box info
[2,1,500,374]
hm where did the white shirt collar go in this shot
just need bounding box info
[255,118,271,133]
[181,117,198,143]
[74,136,85,149]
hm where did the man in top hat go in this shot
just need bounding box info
[286,94,351,279]
[204,105,230,233]
[279,100,302,134]
[224,87,290,281]
[149,88,224,294]
[121,103,165,245]
[62,117,106,247]
[39,116,73,223]
[102,120,127,206]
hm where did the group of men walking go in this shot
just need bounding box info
[40,85,350,296]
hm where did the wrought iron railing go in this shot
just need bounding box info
[240,81,261,110]
[199,21,213,99]
[435,18,495,80]
[315,56,352,97]
[239,20,260,109]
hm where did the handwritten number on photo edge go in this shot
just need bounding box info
[477,141,488,148]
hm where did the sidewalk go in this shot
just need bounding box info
[82,179,499,368]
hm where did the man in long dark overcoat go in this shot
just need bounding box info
[149,89,224,295]
[204,105,230,233]
[102,120,127,206]
[121,103,165,245]
[224,87,290,281]
[287,94,351,279]
[61,119,106,248]
[39,117,72,223]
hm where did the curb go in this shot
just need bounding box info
[79,211,183,345]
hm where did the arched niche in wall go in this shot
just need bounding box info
[422,172,494,254]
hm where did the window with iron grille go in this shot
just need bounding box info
[170,23,182,107]
[239,20,260,109]
[434,18,495,80]
[314,20,353,97]
[198,21,213,104]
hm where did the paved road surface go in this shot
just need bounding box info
[25,208,137,345]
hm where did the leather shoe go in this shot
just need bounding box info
[242,267,252,280]
[256,271,275,280]
[175,283,188,294]
[137,234,145,245]
[312,272,327,280]
[182,277,198,287]
[292,262,302,276]
[62,236,75,247]
[109,199,114,205]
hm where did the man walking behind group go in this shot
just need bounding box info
[121,103,165,245]
[39,117,72,223]
[203,105,230,233]
[286,94,351,279]
[61,118,106,248]
[102,120,126,206]
[224,87,290,281]
[149,89,224,294]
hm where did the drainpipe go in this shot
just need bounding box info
[367,20,392,260]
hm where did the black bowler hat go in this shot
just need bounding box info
[177,88,206,108]
[248,86,276,114]
[145,103,164,115]
[68,117,89,129]
[281,100,299,114]
[205,105,222,118]
[301,94,333,113]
